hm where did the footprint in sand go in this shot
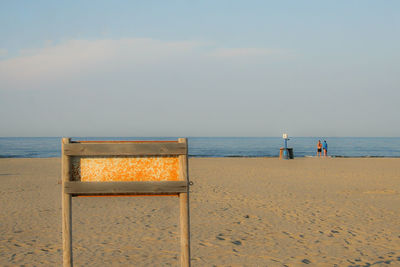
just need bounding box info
[363,189,397,195]
[216,233,225,241]
[232,240,242,245]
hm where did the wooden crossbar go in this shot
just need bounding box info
[64,181,188,195]
[63,142,187,156]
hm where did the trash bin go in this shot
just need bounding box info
[279,148,294,159]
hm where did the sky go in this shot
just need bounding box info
[0,1,399,137]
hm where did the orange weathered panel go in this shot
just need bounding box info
[71,156,179,182]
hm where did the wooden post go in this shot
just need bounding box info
[178,138,190,267]
[62,138,73,267]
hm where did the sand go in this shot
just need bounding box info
[1,157,399,266]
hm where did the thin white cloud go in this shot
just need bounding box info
[0,38,291,90]
[209,47,290,58]
[0,48,8,57]
[0,38,204,89]
[0,38,398,137]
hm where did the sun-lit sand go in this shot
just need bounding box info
[1,157,399,266]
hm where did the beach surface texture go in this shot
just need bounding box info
[1,157,399,266]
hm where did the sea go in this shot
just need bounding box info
[0,137,399,158]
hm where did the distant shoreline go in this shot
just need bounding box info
[1,137,399,158]
[1,155,400,159]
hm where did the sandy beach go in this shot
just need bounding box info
[1,157,399,266]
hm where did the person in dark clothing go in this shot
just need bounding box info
[317,140,322,157]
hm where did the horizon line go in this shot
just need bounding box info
[1,136,400,139]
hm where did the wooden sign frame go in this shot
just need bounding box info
[61,138,191,267]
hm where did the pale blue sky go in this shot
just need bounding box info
[0,1,399,137]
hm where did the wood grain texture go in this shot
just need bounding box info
[62,138,73,267]
[64,181,188,195]
[178,138,191,267]
[64,143,187,156]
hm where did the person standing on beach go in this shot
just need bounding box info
[317,140,322,157]
[323,140,328,157]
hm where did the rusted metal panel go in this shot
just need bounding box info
[71,156,179,182]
